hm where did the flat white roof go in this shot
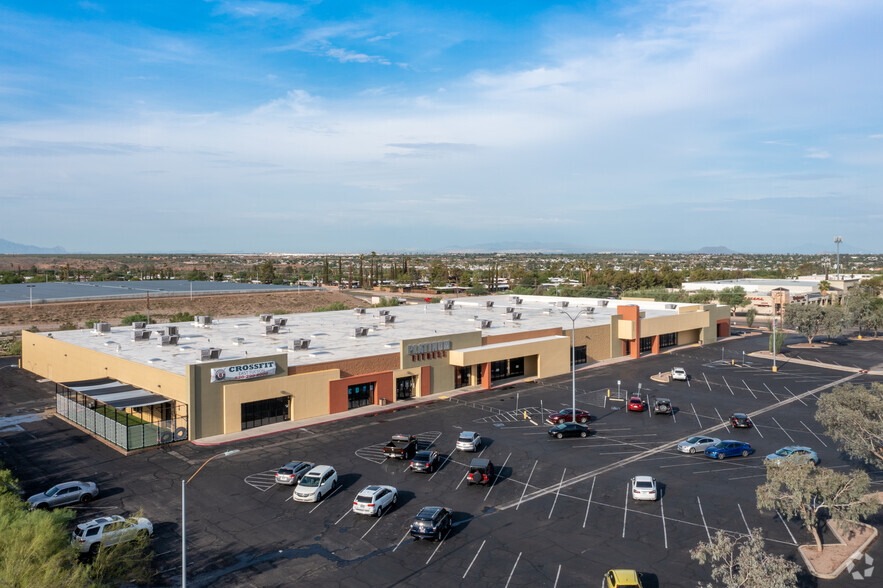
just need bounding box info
[39,295,707,376]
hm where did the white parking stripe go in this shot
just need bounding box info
[504,552,522,588]
[703,373,712,392]
[361,513,384,540]
[763,382,780,401]
[771,417,795,443]
[549,468,566,519]
[393,529,410,552]
[742,379,758,399]
[691,403,702,428]
[462,539,486,579]
[776,509,798,545]
[661,498,668,549]
[309,486,341,513]
[516,460,538,511]
[753,422,765,438]
[722,376,734,395]
[714,408,730,433]
[583,476,596,528]
[429,448,455,481]
[485,452,512,501]
[455,472,469,490]
[697,496,711,542]
[800,421,828,447]
[553,564,562,588]
[334,509,351,525]
[622,481,629,538]
[426,529,450,564]
[737,503,751,535]
[783,386,808,406]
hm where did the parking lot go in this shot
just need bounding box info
[2,336,882,586]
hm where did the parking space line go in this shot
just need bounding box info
[426,529,450,564]
[703,373,712,392]
[783,386,808,407]
[737,503,751,535]
[504,552,522,588]
[485,452,512,501]
[309,486,342,513]
[334,509,351,525]
[741,379,758,399]
[762,382,780,401]
[393,529,410,552]
[622,482,629,538]
[690,403,702,428]
[660,498,668,549]
[549,468,567,519]
[697,496,711,542]
[462,539,486,579]
[722,376,734,395]
[800,421,828,447]
[771,417,795,443]
[429,447,455,481]
[455,471,469,490]
[714,408,730,433]
[553,564,562,588]
[516,460,538,510]
[583,476,596,528]
[753,423,765,438]
[360,513,384,540]
[776,509,798,545]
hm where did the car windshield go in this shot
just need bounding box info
[458,434,472,441]
[636,481,653,488]
[712,442,726,449]
[414,452,432,460]
[775,448,791,457]
[555,424,567,429]
[685,436,701,444]
[278,468,293,475]
[44,486,60,497]
[356,495,374,503]
[299,475,321,488]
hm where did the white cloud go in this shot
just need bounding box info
[208,0,306,20]
[805,148,831,159]
[325,46,389,65]
[368,32,398,42]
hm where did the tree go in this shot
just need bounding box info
[745,307,757,328]
[257,260,275,284]
[769,330,787,354]
[816,382,883,467]
[818,280,831,305]
[867,299,883,338]
[756,461,879,551]
[784,304,825,346]
[717,286,748,316]
[691,528,799,588]
[822,305,846,341]
[87,509,155,585]
[844,288,877,336]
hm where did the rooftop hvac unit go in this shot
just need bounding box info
[509,296,522,304]
[442,300,455,310]
[485,301,494,309]
[198,347,222,361]
[599,300,609,307]
[159,334,179,346]
[260,314,273,323]
[231,337,244,345]
[384,315,396,324]
[166,326,179,336]
[264,324,280,335]
[274,318,288,327]
[666,303,678,309]
[557,300,570,307]
[94,322,111,334]
[354,308,366,315]
[543,307,555,315]
[132,322,146,329]
[131,329,151,341]
[584,307,595,314]
[291,338,311,350]
[504,307,514,314]
[480,319,492,329]
[195,315,212,326]
[378,309,390,316]
[511,312,522,320]
[354,326,369,337]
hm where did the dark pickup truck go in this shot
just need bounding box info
[383,434,418,459]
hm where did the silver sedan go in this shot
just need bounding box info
[28,481,99,510]
[677,436,721,454]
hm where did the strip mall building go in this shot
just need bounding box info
[21,295,730,450]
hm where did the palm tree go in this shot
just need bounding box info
[818,280,830,306]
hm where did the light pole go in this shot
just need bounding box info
[27,284,35,308]
[772,310,777,373]
[834,236,842,280]
[183,449,239,587]
[561,308,590,419]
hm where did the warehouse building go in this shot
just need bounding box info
[21,295,729,451]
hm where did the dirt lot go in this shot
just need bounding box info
[0,289,365,335]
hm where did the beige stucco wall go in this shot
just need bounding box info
[221,369,338,434]
[448,336,571,379]
[641,311,709,338]
[401,331,482,394]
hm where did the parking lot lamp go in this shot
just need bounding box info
[561,308,589,420]
[27,284,35,308]
[183,449,240,588]
[772,312,777,373]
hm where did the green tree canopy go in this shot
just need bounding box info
[816,382,883,467]
[784,304,825,346]
[691,528,799,588]
[717,286,748,315]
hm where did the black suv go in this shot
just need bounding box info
[653,398,672,415]
[466,458,495,485]
[410,506,453,541]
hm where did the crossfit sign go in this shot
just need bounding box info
[210,361,277,383]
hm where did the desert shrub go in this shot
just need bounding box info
[121,314,149,326]
[312,302,348,312]
[57,322,77,331]
[168,312,194,323]
[85,320,100,328]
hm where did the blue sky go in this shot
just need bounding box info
[1,0,882,254]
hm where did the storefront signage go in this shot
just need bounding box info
[210,361,277,383]
[407,340,451,362]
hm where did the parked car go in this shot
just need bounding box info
[627,397,645,412]
[293,465,338,502]
[383,434,418,459]
[275,461,314,485]
[410,450,440,473]
[27,481,99,510]
[677,435,721,454]
[466,458,495,485]
[671,367,688,381]
[631,476,658,501]
[456,431,482,451]
[409,506,453,541]
[547,408,591,424]
[72,514,153,555]
[352,485,398,516]
[730,413,752,428]
[705,441,754,460]
[604,569,644,588]
[765,446,819,465]
[653,398,672,415]
[548,422,590,439]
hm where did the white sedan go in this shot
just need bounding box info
[631,476,658,501]
[671,367,688,381]
[677,435,721,454]
[352,485,398,516]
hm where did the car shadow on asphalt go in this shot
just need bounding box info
[336,473,362,493]
[393,489,418,511]
[638,572,660,587]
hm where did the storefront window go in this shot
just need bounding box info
[348,382,375,409]
[571,345,587,367]
[241,397,289,430]
[659,333,677,348]
[455,366,471,388]
[396,377,414,400]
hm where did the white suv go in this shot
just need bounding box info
[456,431,481,451]
[352,485,398,516]
[671,367,688,381]
[72,515,153,555]
[293,465,338,502]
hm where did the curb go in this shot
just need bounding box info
[798,520,879,579]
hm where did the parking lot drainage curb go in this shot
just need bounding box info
[798,519,879,580]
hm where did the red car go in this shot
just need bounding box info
[627,397,645,412]
[548,408,592,424]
